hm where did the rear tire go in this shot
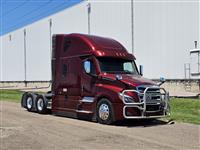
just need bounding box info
[36,95,47,114]
[26,94,34,112]
[21,92,28,108]
[97,98,115,125]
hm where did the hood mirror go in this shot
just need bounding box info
[139,65,143,76]
[158,77,166,86]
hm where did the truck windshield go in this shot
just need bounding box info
[97,57,139,74]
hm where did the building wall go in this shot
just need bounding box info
[90,0,132,52]
[1,1,88,81]
[2,30,24,81]
[0,36,2,81]
[134,1,199,79]
[0,0,199,81]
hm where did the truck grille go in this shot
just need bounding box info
[137,86,162,104]
[146,105,161,112]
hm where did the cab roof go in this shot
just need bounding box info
[55,33,135,60]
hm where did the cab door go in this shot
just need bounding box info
[55,58,81,116]
[63,58,81,112]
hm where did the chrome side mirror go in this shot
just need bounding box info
[158,77,166,86]
[139,65,143,76]
[84,61,91,73]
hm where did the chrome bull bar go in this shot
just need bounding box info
[122,87,170,119]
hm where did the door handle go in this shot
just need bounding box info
[63,88,67,92]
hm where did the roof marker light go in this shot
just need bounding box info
[97,50,102,56]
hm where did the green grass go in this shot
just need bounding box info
[169,98,200,124]
[0,90,23,103]
[0,90,200,124]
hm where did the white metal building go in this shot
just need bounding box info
[0,0,199,81]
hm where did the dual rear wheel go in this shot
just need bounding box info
[26,96,33,111]
[24,93,47,114]
[35,95,47,114]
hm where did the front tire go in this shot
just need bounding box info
[97,98,114,125]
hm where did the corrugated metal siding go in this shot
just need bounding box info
[0,0,199,81]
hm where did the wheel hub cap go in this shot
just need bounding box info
[99,104,109,120]
[27,97,33,109]
[37,98,44,111]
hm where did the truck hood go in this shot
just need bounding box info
[100,73,156,87]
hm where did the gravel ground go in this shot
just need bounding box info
[0,101,199,150]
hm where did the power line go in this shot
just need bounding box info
[3,0,30,16]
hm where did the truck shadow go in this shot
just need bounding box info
[113,119,174,127]
[25,109,174,127]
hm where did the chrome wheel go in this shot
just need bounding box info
[27,97,33,109]
[37,98,44,111]
[36,95,47,114]
[99,104,109,120]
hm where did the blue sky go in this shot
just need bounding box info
[0,0,83,36]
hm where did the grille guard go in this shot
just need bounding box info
[122,87,170,119]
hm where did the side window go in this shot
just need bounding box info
[62,64,67,77]
[63,39,71,52]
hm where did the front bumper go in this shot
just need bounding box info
[122,87,170,119]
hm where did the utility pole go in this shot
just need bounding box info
[87,3,91,35]
[23,29,27,87]
[131,0,134,54]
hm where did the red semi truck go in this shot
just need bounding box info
[21,33,170,124]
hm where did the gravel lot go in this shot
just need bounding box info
[0,101,199,150]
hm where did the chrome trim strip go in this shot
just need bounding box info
[76,110,93,114]
[80,96,94,103]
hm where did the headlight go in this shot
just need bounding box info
[119,93,135,103]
